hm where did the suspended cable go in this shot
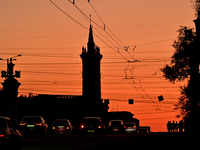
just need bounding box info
[50,0,128,61]
[87,0,105,26]
[66,0,132,60]
[105,26,127,47]
[67,0,91,24]
[87,0,127,47]
[66,0,104,30]
[87,2,139,87]
[92,27,120,50]
[47,0,173,112]
[92,32,127,60]
[136,38,175,46]
[49,0,88,30]
[86,0,137,63]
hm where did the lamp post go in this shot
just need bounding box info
[1,54,21,78]
[0,55,21,127]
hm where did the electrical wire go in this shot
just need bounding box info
[65,0,134,62]
[6,1,181,112]
[49,0,129,62]
[87,0,128,47]
[49,0,88,30]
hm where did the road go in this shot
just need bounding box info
[21,132,195,150]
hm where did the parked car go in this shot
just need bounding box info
[79,117,105,137]
[19,116,48,136]
[139,126,150,134]
[124,122,138,133]
[52,119,73,134]
[0,116,22,150]
[108,120,125,134]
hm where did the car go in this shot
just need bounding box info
[124,122,138,133]
[139,127,150,134]
[19,116,48,136]
[108,120,125,134]
[79,117,105,137]
[52,119,73,134]
[0,116,22,150]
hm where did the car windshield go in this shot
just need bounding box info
[0,118,7,128]
[125,123,135,127]
[53,120,69,126]
[111,121,122,126]
[82,119,100,125]
[22,117,42,123]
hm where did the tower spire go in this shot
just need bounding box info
[88,25,94,44]
[87,25,95,53]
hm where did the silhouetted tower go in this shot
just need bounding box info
[80,25,103,115]
[0,55,21,126]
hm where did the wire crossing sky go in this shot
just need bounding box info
[0,0,196,131]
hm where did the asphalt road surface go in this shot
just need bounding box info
[21,132,196,150]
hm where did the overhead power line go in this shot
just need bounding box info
[46,0,178,112]
[49,0,88,30]
[64,0,137,62]
[49,0,126,61]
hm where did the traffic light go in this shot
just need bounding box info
[158,95,164,101]
[128,99,134,104]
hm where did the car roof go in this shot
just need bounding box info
[23,116,43,118]
[23,116,42,117]
[110,120,123,122]
[83,117,101,120]
[0,116,11,120]
[125,122,136,124]
[54,119,69,121]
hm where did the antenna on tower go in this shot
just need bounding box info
[89,14,92,25]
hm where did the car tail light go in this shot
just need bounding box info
[80,124,85,129]
[66,126,70,129]
[52,126,55,130]
[0,135,5,138]
[35,123,42,126]
[20,123,26,126]
[98,125,101,129]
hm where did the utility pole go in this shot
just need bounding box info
[0,55,21,127]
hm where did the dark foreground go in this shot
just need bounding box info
[22,132,198,150]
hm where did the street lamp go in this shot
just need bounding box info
[0,55,21,78]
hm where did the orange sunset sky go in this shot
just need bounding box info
[0,0,197,132]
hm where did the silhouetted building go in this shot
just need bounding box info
[0,25,140,131]
[17,94,83,128]
[16,26,107,128]
[80,25,103,115]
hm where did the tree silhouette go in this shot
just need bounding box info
[161,26,196,120]
[174,83,190,120]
